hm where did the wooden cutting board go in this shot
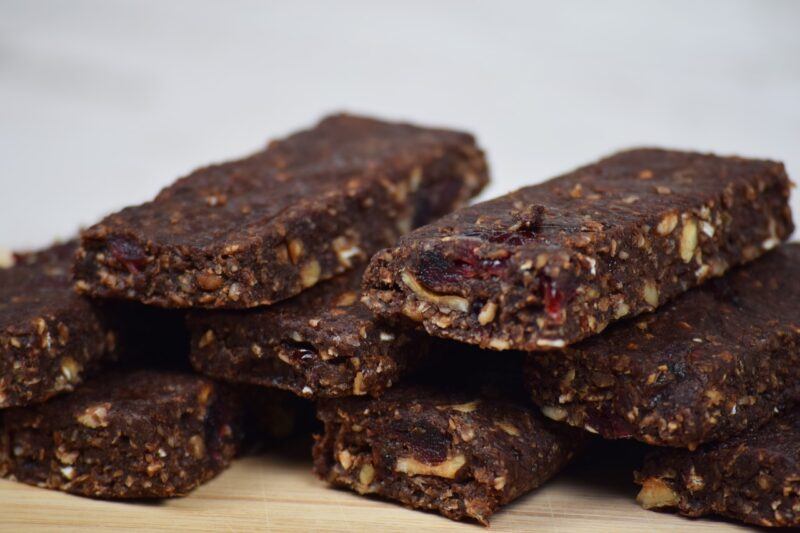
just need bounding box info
[0,446,753,532]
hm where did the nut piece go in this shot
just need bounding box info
[643,280,659,307]
[680,217,698,263]
[477,301,498,325]
[395,454,467,479]
[76,403,110,428]
[449,401,480,413]
[338,450,353,470]
[332,236,364,268]
[495,421,520,436]
[288,239,305,264]
[196,272,223,291]
[657,212,679,236]
[636,478,680,509]
[60,357,82,383]
[188,435,206,459]
[198,329,215,348]
[300,260,321,288]
[541,405,568,421]
[400,270,469,313]
[359,463,375,485]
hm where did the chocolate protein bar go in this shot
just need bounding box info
[0,371,241,498]
[526,243,800,449]
[313,357,584,524]
[75,114,488,308]
[363,149,793,351]
[188,267,425,398]
[0,241,115,408]
[635,410,800,527]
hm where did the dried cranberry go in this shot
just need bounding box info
[542,277,565,320]
[108,238,147,274]
[416,248,509,286]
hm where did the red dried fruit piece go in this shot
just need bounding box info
[108,238,147,274]
[542,278,565,320]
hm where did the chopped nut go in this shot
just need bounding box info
[613,300,630,319]
[287,239,304,264]
[227,282,242,301]
[395,454,466,479]
[198,329,215,348]
[400,270,469,313]
[680,216,698,263]
[449,401,480,413]
[338,450,353,470]
[637,478,680,509]
[488,337,511,350]
[335,291,358,307]
[196,272,223,291]
[332,236,364,268]
[655,185,672,195]
[60,357,81,383]
[643,280,659,307]
[188,435,206,459]
[536,338,566,348]
[657,212,679,236]
[251,343,263,357]
[352,372,366,395]
[76,403,110,428]
[57,323,70,345]
[638,169,654,180]
[541,405,568,421]
[55,446,79,465]
[60,466,76,480]
[300,260,321,288]
[379,331,395,342]
[477,301,498,325]
[493,476,507,490]
[495,421,520,436]
[359,463,375,485]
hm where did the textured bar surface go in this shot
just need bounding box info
[0,371,241,498]
[188,267,425,398]
[526,244,800,448]
[313,365,584,524]
[0,241,115,408]
[76,114,488,308]
[635,410,800,527]
[363,148,793,351]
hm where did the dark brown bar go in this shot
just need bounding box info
[635,410,800,527]
[363,148,793,351]
[0,371,241,498]
[313,359,584,524]
[188,267,426,398]
[526,244,800,449]
[0,241,115,408]
[75,114,488,309]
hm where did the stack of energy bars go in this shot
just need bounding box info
[1,114,796,528]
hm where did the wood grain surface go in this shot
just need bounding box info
[0,442,753,532]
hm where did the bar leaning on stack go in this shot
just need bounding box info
[526,243,800,449]
[363,149,793,351]
[75,114,489,309]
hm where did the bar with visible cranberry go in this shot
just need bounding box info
[75,114,488,308]
[526,244,800,449]
[363,149,793,351]
[0,371,241,498]
[313,359,584,524]
[635,409,800,527]
[188,267,426,398]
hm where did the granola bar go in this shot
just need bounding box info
[188,267,426,398]
[635,410,800,527]
[526,244,800,449]
[363,149,793,351]
[75,114,488,308]
[313,358,584,524]
[0,371,241,498]
[0,241,115,408]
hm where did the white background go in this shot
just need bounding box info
[1,0,798,249]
